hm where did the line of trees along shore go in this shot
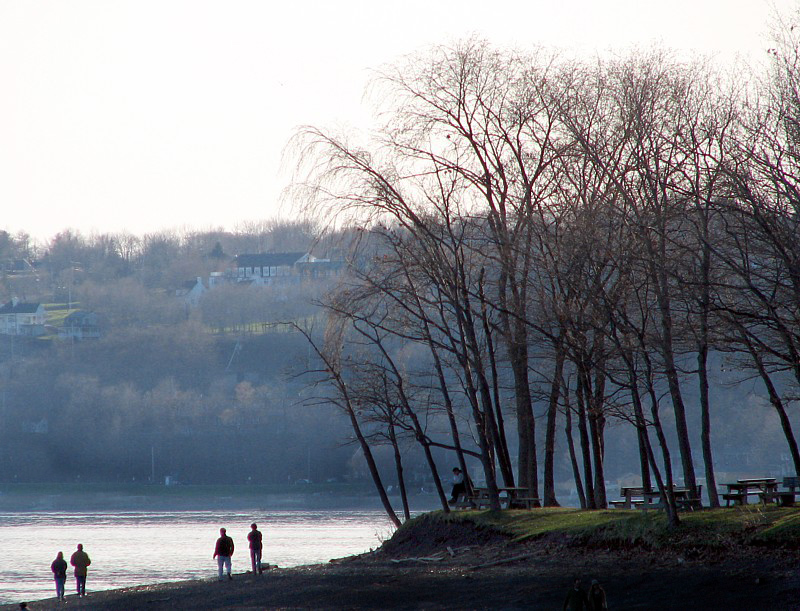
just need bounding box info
[292,14,800,527]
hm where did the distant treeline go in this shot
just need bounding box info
[0,220,377,484]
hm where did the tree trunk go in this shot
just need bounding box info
[563,382,587,509]
[543,335,565,506]
[389,422,411,521]
[575,372,596,508]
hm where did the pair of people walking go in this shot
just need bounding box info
[563,578,607,610]
[50,544,91,601]
[213,523,264,580]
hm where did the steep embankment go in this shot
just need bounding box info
[382,505,800,557]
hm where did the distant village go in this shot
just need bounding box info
[0,251,344,339]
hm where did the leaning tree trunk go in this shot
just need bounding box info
[388,421,411,521]
[740,328,800,474]
[543,335,565,506]
[563,382,587,509]
[575,372,596,508]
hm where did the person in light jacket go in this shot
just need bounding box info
[69,544,91,597]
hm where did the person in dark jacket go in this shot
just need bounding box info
[247,523,264,574]
[448,468,467,504]
[213,527,235,581]
[50,551,68,601]
[69,544,91,597]
[563,578,589,611]
[588,579,608,610]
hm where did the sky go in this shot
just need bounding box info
[0,0,794,243]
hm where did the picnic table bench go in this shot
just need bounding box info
[757,475,800,507]
[767,476,800,506]
[722,478,777,506]
[454,487,539,510]
[612,485,702,511]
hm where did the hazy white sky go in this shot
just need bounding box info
[0,0,793,242]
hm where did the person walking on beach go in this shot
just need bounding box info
[213,527,235,581]
[247,523,264,574]
[563,578,589,611]
[70,543,91,597]
[50,551,67,601]
[588,579,608,610]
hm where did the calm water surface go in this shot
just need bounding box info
[0,510,395,605]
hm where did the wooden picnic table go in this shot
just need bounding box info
[776,476,800,506]
[498,487,539,509]
[616,486,648,509]
[722,477,778,506]
[613,485,701,510]
[461,486,538,510]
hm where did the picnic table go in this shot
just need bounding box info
[457,486,539,510]
[776,476,800,506]
[499,487,539,509]
[722,477,778,506]
[612,485,701,510]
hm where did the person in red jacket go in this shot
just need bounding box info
[213,527,235,581]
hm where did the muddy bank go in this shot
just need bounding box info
[6,513,800,610]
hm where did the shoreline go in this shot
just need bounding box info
[0,484,440,513]
[5,510,800,610]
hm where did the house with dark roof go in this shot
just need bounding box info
[234,252,344,285]
[59,310,103,340]
[234,252,306,285]
[0,299,46,336]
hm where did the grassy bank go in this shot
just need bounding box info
[398,505,800,550]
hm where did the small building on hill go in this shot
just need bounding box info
[59,310,103,340]
[0,299,46,336]
[176,277,208,307]
[235,252,305,284]
[234,252,343,285]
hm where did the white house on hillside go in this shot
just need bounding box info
[0,299,46,336]
[176,277,207,308]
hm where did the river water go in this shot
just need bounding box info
[0,510,395,605]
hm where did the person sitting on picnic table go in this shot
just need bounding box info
[448,468,467,504]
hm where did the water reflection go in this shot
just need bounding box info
[0,510,394,605]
